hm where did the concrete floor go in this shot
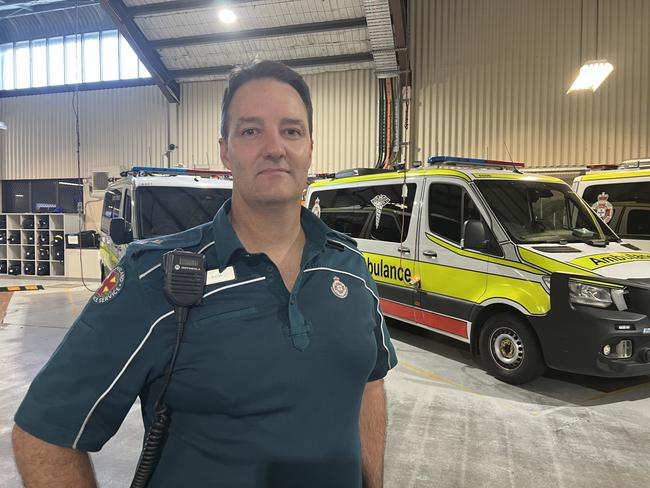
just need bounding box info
[1,281,649,488]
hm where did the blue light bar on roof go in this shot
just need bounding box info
[130,166,231,176]
[427,156,524,167]
[132,166,188,174]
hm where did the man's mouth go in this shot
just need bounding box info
[258,168,290,176]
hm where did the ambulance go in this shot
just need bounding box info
[306,157,650,384]
[573,159,650,252]
[99,166,232,280]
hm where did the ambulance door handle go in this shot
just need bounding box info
[398,246,410,254]
[422,249,437,258]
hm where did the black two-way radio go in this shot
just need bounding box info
[130,249,207,488]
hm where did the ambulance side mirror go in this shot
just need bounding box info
[462,219,489,252]
[109,218,133,245]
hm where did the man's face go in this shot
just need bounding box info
[219,78,313,207]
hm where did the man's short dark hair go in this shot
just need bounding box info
[220,60,313,139]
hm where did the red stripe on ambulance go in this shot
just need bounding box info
[380,298,468,338]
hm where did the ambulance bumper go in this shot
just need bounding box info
[532,273,650,377]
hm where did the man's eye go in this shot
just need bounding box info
[285,128,303,137]
[242,128,259,136]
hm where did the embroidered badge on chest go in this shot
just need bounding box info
[331,275,348,299]
[93,266,126,304]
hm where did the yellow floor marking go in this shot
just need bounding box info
[7,286,21,291]
[24,285,39,290]
[398,361,481,395]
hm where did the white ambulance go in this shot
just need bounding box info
[306,157,650,384]
[573,159,650,252]
[99,166,232,280]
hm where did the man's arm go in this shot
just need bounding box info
[359,378,387,488]
[12,424,97,488]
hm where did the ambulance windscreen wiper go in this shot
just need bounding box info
[585,238,608,247]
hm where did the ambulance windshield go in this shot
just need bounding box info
[475,180,618,244]
[137,186,231,238]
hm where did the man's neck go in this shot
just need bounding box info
[229,194,305,261]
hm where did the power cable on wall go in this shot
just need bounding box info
[72,0,96,293]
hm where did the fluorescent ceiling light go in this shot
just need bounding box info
[218,9,237,24]
[567,61,614,93]
[0,121,6,130]
[58,181,83,186]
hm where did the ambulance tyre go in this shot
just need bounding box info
[479,313,545,384]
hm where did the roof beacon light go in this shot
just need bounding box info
[586,164,619,171]
[427,156,524,168]
[127,166,232,177]
[621,158,650,170]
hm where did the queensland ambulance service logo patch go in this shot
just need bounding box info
[93,266,126,304]
[331,276,348,299]
[591,192,614,223]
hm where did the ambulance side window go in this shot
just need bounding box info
[100,189,122,233]
[308,184,416,242]
[124,190,132,224]
[429,184,498,253]
[428,184,462,243]
[582,181,650,238]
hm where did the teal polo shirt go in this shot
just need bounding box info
[15,200,397,487]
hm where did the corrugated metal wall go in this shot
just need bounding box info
[177,79,226,168]
[0,84,168,179]
[308,69,377,171]
[410,0,650,167]
[0,69,377,179]
[177,70,377,172]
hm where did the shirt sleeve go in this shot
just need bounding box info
[14,255,171,452]
[361,264,398,382]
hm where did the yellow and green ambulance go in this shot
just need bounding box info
[307,156,650,384]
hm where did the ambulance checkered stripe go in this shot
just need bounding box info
[72,274,264,449]
[303,267,396,369]
[138,241,216,280]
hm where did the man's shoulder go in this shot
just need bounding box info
[324,229,361,254]
[126,222,213,262]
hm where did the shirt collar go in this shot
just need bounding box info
[211,199,328,270]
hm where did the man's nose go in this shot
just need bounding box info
[262,131,286,160]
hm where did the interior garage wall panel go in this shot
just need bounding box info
[0,85,168,179]
[308,69,377,172]
[177,69,377,173]
[410,0,650,168]
[177,80,227,168]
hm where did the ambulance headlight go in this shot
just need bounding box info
[568,281,613,308]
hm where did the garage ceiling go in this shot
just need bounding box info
[0,0,409,103]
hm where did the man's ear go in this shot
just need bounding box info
[219,137,232,170]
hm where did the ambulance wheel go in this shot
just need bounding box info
[479,313,545,384]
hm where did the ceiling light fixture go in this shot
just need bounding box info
[218,9,237,24]
[568,0,613,93]
[567,60,614,93]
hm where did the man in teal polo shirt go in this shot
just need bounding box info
[12,60,397,488]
